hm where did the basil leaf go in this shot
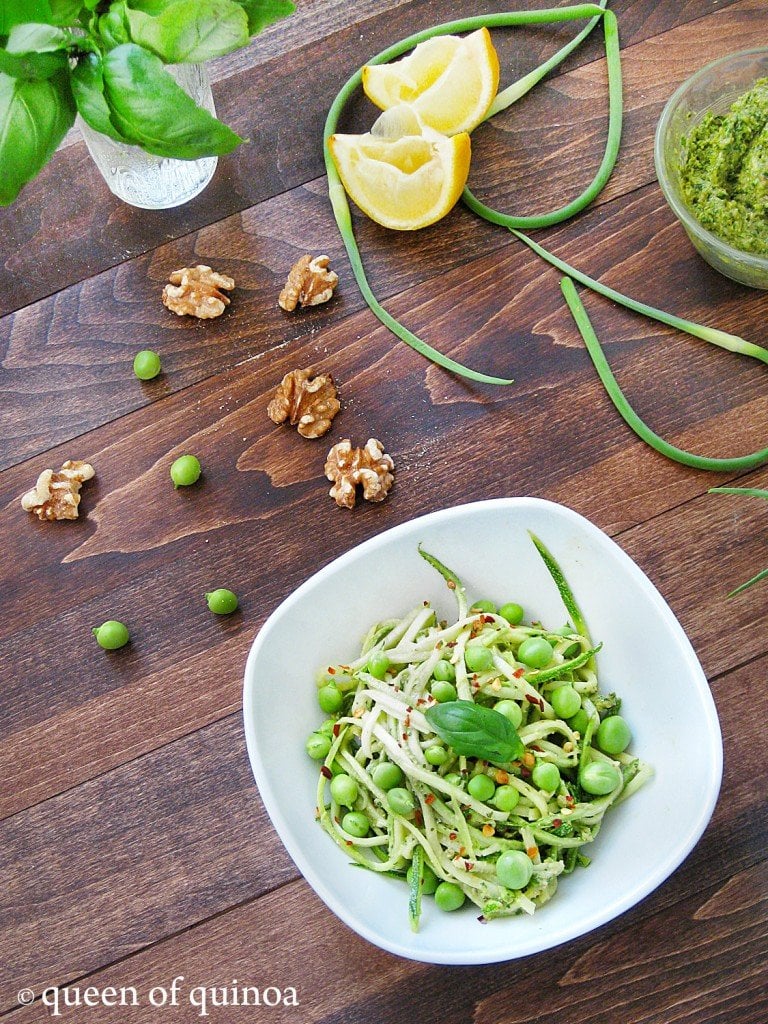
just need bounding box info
[71,50,129,141]
[5,22,72,51]
[98,3,130,48]
[102,43,243,158]
[0,0,53,33]
[47,0,84,23]
[126,0,194,15]
[0,24,71,78]
[425,701,525,764]
[125,0,249,63]
[235,0,294,35]
[0,69,75,205]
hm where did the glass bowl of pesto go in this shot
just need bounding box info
[655,48,768,289]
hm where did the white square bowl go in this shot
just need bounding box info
[243,497,722,964]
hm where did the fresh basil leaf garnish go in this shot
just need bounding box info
[425,700,524,764]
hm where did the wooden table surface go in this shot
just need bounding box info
[2,1,767,1021]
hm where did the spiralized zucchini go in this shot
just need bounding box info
[307,535,651,929]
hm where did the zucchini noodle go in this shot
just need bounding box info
[306,535,652,928]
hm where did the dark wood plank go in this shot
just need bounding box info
[0,0,748,316]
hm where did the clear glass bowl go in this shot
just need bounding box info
[654,48,768,289]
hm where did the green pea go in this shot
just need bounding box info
[471,599,496,614]
[467,773,496,802]
[407,859,438,895]
[341,811,369,838]
[517,636,554,668]
[424,745,448,766]
[553,623,575,636]
[133,349,162,380]
[499,602,524,625]
[305,732,331,760]
[433,659,456,683]
[372,761,403,791]
[531,761,560,792]
[205,588,239,615]
[494,699,522,729]
[596,715,632,755]
[318,684,343,714]
[434,881,465,912]
[493,785,520,812]
[387,787,416,817]
[579,760,621,795]
[92,620,130,650]
[367,651,390,679]
[465,643,493,673]
[443,773,463,788]
[330,773,358,807]
[569,708,591,735]
[550,685,581,720]
[495,850,533,890]
[431,680,457,703]
[170,454,201,488]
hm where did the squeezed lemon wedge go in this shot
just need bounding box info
[329,106,471,230]
[362,27,500,136]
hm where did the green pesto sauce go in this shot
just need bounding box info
[679,77,768,256]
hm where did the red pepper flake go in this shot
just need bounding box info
[404,715,411,728]
[346,840,353,847]
[447,580,456,591]
[552,818,563,828]
[327,666,336,675]
[332,723,341,737]
[513,668,525,679]
[402,732,408,741]
[425,793,436,805]
[521,767,531,778]
[565,795,575,806]
[320,766,332,779]
[530,744,542,752]
[416,698,425,706]
[446,641,457,648]
[464,860,475,871]
[482,615,495,624]
[414,810,423,826]
[449,832,458,841]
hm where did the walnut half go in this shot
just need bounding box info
[21,460,95,521]
[162,265,235,318]
[325,438,394,509]
[267,367,340,439]
[278,255,338,311]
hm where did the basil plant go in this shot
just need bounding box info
[0,0,295,205]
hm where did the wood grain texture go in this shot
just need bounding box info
[2,1,767,1022]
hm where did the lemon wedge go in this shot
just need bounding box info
[329,107,471,230]
[362,27,500,136]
